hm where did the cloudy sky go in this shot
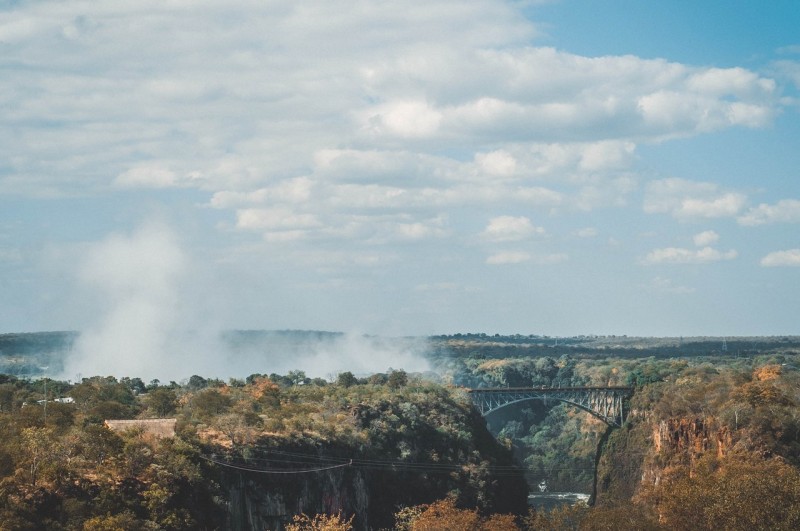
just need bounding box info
[2,0,800,339]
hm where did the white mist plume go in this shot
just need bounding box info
[60,222,432,382]
[61,222,222,381]
[225,332,432,379]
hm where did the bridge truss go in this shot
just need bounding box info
[466,386,633,427]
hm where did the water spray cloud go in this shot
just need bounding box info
[60,222,431,382]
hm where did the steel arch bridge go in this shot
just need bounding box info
[466,386,633,427]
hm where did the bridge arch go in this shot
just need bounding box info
[466,387,632,427]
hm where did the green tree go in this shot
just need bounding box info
[387,370,408,390]
[187,375,208,390]
[288,370,310,386]
[82,511,144,531]
[77,424,123,467]
[147,388,178,417]
[191,389,231,420]
[643,456,800,530]
[336,371,358,388]
[20,427,58,486]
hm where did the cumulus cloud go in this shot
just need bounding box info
[686,67,775,97]
[693,230,719,247]
[475,150,518,177]
[770,59,800,91]
[114,166,180,189]
[738,199,800,226]
[642,246,738,264]
[644,178,746,219]
[0,1,781,233]
[236,208,322,232]
[2,1,795,341]
[362,100,443,138]
[362,46,777,143]
[480,216,544,242]
[485,251,567,265]
[760,249,800,267]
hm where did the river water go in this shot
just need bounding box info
[528,492,590,511]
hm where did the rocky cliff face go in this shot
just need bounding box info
[595,402,737,505]
[652,418,731,457]
[219,418,528,531]
[225,467,370,530]
[222,461,527,530]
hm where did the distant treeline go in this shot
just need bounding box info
[429,334,800,360]
[0,332,76,376]
[3,330,800,378]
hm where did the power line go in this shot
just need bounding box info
[199,454,352,474]
[216,448,522,471]
[199,449,610,477]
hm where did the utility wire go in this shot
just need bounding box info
[199,454,352,474]
[232,448,525,469]
[200,449,604,477]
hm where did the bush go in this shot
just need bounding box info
[286,512,354,531]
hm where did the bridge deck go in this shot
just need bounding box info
[465,386,633,427]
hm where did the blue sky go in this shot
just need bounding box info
[2,0,800,343]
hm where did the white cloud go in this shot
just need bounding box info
[362,100,443,138]
[679,194,747,218]
[643,246,738,264]
[575,175,637,210]
[1,0,793,339]
[771,59,800,91]
[687,67,775,98]
[393,219,449,241]
[738,199,800,226]
[0,0,780,251]
[262,230,309,243]
[475,150,518,177]
[236,208,322,231]
[362,46,778,142]
[693,230,719,247]
[480,216,544,242]
[210,177,315,208]
[760,249,800,267]
[485,251,567,265]
[486,251,531,265]
[0,16,41,43]
[636,89,773,135]
[644,178,746,219]
[578,141,636,172]
[114,165,187,189]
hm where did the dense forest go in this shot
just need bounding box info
[0,332,799,529]
[0,368,527,529]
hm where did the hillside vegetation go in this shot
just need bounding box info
[1,332,800,529]
[0,370,525,530]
